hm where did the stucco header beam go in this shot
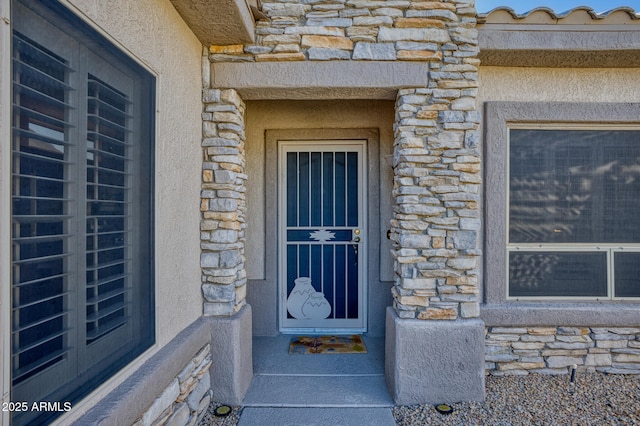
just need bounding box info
[478,26,640,67]
[210,61,429,100]
[170,0,256,45]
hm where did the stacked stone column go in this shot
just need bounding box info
[200,89,248,317]
[390,2,481,322]
[204,1,482,323]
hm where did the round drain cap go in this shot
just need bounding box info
[214,405,232,417]
[435,403,454,415]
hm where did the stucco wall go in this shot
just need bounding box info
[245,100,395,282]
[0,0,203,422]
[478,67,640,104]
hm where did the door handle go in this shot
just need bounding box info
[352,229,361,265]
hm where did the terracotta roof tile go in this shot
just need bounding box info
[477,6,639,24]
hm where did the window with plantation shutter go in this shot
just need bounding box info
[10,1,155,424]
[508,129,640,300]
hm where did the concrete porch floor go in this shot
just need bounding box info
[238,335,395,425]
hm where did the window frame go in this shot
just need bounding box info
[9,1,156,424]
[484,101,640,310]
[505,124,640,301]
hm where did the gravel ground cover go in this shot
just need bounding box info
[199,373,639,425]
[394,374,640,426]
[198,403,242,426]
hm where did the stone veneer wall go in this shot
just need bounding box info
[209,0,476,64]
[206,0,481,321]
[485,327,640,375]
[200,89,248,316]
[391,83,480,321]
[133,344,212,426]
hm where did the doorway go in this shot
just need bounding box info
[278,141,367,333]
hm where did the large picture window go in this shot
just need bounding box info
[11,1,155,424]
[508,129,640,299]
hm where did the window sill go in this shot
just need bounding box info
[481,302,640,327]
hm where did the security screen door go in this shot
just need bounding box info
[279,141,366,333]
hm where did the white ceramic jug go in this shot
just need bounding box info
[302,291,332,320]
[286,277,315,319]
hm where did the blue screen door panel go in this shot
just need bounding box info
[279,142,366,332]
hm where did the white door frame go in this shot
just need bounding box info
[278,140,368,334]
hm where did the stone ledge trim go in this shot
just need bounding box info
[74,318,211,426]
[481,304,640,328]
[211,61,429,100]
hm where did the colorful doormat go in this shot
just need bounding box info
[289,335,367,354]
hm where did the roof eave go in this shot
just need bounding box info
[170,0,258,45]
[478,6,640,68]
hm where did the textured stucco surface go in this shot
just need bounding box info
[481,29,640,48]
[385,308,485,405]
[478,28,640,68]
[245,100,395,283]
[170,0,256,45]
[479,67,640,104]
[211,61,429,100]
[208,305,253,405]
[480,50,640,68]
